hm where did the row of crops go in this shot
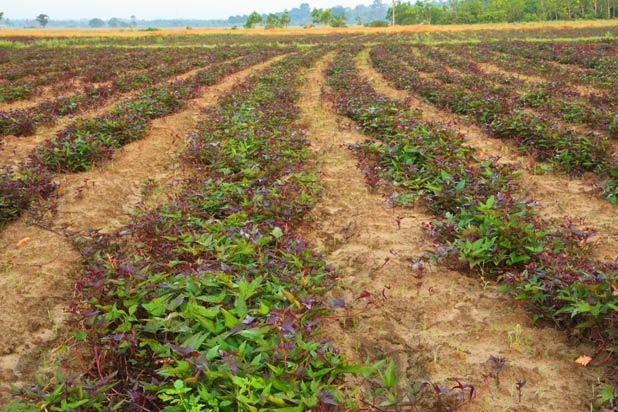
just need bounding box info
[0,46,288,224]
[1,29,617,410]
[369,42,618,204]
[10,48,351,411]
[329,42,617,368]
[0,46,281,136]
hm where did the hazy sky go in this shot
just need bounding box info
[2,1,375,20]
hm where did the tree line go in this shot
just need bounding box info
[244,8,349,28]
[0,12,50,27]
[390,0,617,25]
[233,1,389,27]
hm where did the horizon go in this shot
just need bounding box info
[1,0,379,21]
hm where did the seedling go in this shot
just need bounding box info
[516,378,526,403]
[484,355,508,387]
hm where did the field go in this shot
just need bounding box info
[1,22,618,411]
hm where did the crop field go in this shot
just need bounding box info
[1,22,618,411]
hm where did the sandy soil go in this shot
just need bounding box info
[299,56,606,411]
[0,57,279,405]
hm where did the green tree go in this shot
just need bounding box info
[311,8,333,25]
[265,13,281,29]
[108,17,121,27]
[321,8,333,24]
[36,13,49,27]
[387,1,422,24]
[281,10,290,27]
[244,11,263,28]
[330,12,347,26]
[89,18,105,28]
[311,8,323,24]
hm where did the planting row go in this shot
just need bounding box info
[476,41,618,93]
[0,46,260,138]
[418,44,618,138]
[325,46,618,408]
[8,47,376,412]
[0,47,288,226]
[0,46,226,104]
[369,43,618,203]
[457,43,618,107]
[488,40,618,81]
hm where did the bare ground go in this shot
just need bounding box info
[300,56,605,411]
[0,57,279,405]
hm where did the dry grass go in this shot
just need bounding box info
[0,19,616,38]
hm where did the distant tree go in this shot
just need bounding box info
[264,11,290,29]
[310,8,323,24]
[311,8,334,25]
[108,17,121,27]
[130,15,136,27]
[280,10,290,27]
[227,15,246,25]
[285,3,311,25]
[0,12,4,22]
[387,1,448,25]
[365,19,390,26]
[36,13,49,27]
[265,13,281,29]
[244,11,262,28]
[89,18,105,28]
[320,9,333,25]
[330,12,347,27]
[382,0,617,24]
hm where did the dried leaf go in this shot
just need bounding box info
[16,237,31,247]
[575,355,592,366]
[282,290,301,309]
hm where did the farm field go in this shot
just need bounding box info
[1,22,618,411]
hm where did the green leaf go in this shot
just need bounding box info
[142,295,170,317]
[258,302,270,315]
[234,296,248,319]
[271,226,284,239]
[380,360,398,388]
[174,379,184,390]
[238,326,271,340]
[182,333,206,351]
[485,195,496,209]
[570,301,593,318]
[70,330,87,341]
[206,344,220,361]
[221,308,239,328]
[507,252,530,265]
[597,383,617,405]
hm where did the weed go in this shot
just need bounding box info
[508,324,524,348]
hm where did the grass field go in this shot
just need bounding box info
[1,21,617,411]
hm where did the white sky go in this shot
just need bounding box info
[2,1,375,20]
